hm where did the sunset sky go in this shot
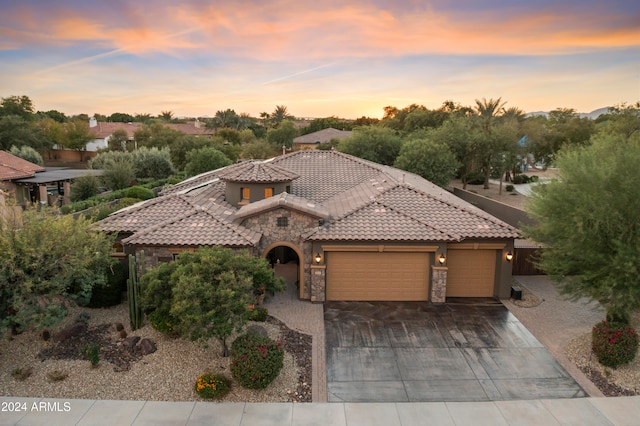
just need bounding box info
[1,0,638,119]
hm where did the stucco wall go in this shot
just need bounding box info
[453,187,535,229]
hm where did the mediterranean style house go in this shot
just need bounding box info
[97,150,519,303]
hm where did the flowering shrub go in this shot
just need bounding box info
[592,321,639,368]
[247,307,269,322]
[194,373,231,399]
[230,333,284,389]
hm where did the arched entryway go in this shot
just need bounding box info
[262,242,304,299]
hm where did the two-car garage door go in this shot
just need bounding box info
[326,251,430,301]
[325,248,498,301]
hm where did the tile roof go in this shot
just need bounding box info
[122,205,260,247]
[0,151,45,180]
[217,161,300,183]
[99,149,519,248]
[293,128,352,144]
[270,151,383,202]
[308,201,453,241]
[88,122,139,139]
[233,192,329,221]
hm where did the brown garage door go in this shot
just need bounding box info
[326,251,430,301]
[446,249,496,297]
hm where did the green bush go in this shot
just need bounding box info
[71,175,100,202]
[247,307,269,322]
[592,321,639,368]
[230,333,284,389]
[512,174,531,184]
[88,261,126,308]
[466,171,485,185]
[125,186,155,200]
[505,184,515,192]
[82,344,100,367]
[195,373,231,399]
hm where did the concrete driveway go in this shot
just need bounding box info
[325,301,587,403]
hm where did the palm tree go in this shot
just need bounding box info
[270,105,293,126]
[159,111,174,122]
[474,97,506,131]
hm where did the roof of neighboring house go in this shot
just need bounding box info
[0,151,45,181]
[89,122,139,139]
[88,121,214,140]
[293,128,352,145]
[14,168,103,184]
[97,150,519,247]
[217,161,300,183]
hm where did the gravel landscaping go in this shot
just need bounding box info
[566,312,640,397]
[0,303,312,403]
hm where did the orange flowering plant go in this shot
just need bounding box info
[194,373,231,399]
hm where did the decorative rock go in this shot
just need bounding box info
[246,325,268,337]
[119,329,127,339]
[114,323,124,332]
[55,322,87,343]
[139,338,157,355]
[41,329,51,341]
[122,336,141,351]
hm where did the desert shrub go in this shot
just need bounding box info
[11,367,33,381]
[592,321,639,368]
[512,174,531,184]
[132,147,176,179]
[230,333,284,389]
[247,307,269,322]
[194,373,231,399]
[505,184,515,192]
[82,344,100,367]
[10,145,43,165]
[125,186,155,200]
[46,370,69,382]
[70,175,100,202]
[529,175,539,182]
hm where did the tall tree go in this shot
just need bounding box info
[428,115,477,189]
[338,126,403,166]
[525,133,640,321]
[62,119,93,161]
[159,110,174,122]
[394,135,460,187]
[0,95,35,121]
[266,120,298,150]
[270,105,294,126]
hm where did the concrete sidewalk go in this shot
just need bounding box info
[2,396,639,425]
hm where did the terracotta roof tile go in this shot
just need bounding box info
[309,202,452,241]
[233,192,329,221]
[217,161,300,183]
[122,207,260,247]
[0,151,45,180]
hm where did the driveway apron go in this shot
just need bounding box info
[325,301,587,403]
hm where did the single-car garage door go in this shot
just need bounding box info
[446,249,496,297]
[326,251,430,301]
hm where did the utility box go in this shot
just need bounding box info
[510,286,522,300]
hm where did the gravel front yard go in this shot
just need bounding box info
[0,304,312,403]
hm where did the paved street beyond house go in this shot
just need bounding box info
[325,301,586,403]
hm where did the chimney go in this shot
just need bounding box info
[89,116,97,128]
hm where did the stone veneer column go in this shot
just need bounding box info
[309,264,326,302]
[62,181,71,205]
[431,266,448,303]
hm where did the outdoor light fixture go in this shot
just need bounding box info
[438,254,446,265]
[505,251,514,262]
[314,253,322,264]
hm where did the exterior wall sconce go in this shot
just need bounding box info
[314,253,322,264]
[505,251,514,262]
[438,254,446,265]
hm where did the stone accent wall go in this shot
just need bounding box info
[431,266,448,303]
[241,208,321,300]
[309,265,326,302]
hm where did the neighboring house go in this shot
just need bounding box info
[97,151,519,303]
[0,150,102,206]
[85,118,215,152]
[293,128,352,150]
